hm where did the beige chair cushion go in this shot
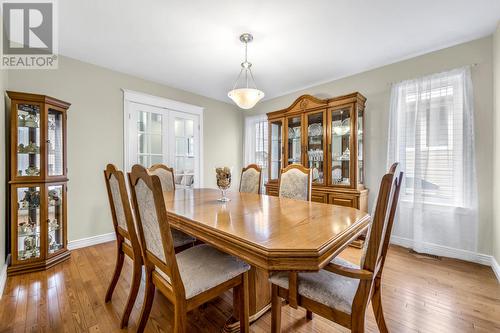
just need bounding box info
[279,168,310,201]
[150,167,175,192]
[109,174,128,232]
[240,168,260,194]
[171,229,196,248]
[269,257,360,314]
[157,244,250,299]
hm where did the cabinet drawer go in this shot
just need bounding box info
[328,194,358,208]
[311,191,328,203]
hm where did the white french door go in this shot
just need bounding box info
[126,102,201,188]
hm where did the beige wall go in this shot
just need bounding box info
[493,23,500,263]
[7,56,242,241]
[248,37,494,255]
[0,69,7,266]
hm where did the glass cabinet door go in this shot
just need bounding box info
[16,104,41,178]
[47,108,65,177]
[286,116,302,166]
[330,106,352,186]
[306,111,325,184]
[269,120,282,180]
[47,184,64,255]
[16,186,41,261]
[357,108,364,185]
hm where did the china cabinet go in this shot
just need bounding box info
[266,93,368,234]
[6,91,71,275]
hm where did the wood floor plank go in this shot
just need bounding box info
[0,242,499,333]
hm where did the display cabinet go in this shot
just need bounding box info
[7,91,71,275]
[266,93,368,246]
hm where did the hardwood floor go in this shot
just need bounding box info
[1,242,499,333]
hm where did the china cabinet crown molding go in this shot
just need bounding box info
[265,92,368,222]
[6,91,71,276]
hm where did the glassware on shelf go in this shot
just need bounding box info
[331,107,351,186]
[287,116,302,166]
[48,185,64,254]
[340,148,350,161]
[216,167,232,202]
[270,120,282,179]
[16,104,41,178]
[48,108,64,176]
[17,186,41,261]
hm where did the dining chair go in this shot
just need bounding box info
[278,164,312,201]
[128,164,251,333]
[103,164,143,328]
[239,164,262,194]
[270,163,403,333]
[148,163,196,251]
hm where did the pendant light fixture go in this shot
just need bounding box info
[228,33,265,109]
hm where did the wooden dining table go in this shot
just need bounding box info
[163,188,371,332]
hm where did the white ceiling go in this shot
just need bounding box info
[60,0,500,103]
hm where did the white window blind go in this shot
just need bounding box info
[387,66,478,256]
[244,115,268,191]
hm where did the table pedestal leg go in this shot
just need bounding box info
[223,266,271,332]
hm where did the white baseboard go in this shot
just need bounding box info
[0,259,8,299]
[391,236,499,282]
[492,256,500,282]
[67,232,116,251]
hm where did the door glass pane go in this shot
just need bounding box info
[48,185,64,254]
[136,111,163,167]
[307,112,324,184]
[150,134,162,154]
[331,107,351,186]
[287,116,301,165]
[17,104,41,177]
[358,108,364,184]
[270,120,282,179]
[174,118,195,188]
[17,186,41,260]
[48,109,64,176]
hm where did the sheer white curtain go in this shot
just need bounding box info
[244,115,268,190]
[387,67,478,255]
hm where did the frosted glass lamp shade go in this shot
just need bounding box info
[228,88,265,110]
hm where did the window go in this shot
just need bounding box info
[244,115,268,191]
[387,66,478,255]
[388,67,475,208]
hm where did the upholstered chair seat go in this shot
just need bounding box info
[240,164,262,194]
[269,257,360,314]
[171,229,196,248]
[157,244,250,299]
